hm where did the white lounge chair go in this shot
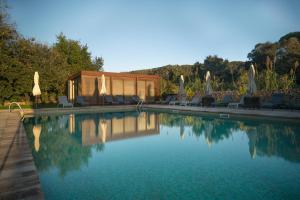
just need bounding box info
[179,96,189,106]
[58,96,73,108]
[188,95,202,106]
[228,96,244,109]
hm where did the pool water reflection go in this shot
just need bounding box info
[23,111,300,200]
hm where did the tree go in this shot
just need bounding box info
[54,33,98,76]
[93,56,104,71]
[248,32,300,84]
[0,6,104,104]
[247,42,278,71]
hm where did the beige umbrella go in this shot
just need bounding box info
[33,124,42,152]
[179,75,185,94]
[100,74,106,105]
[205,71,213,95]
[32,72,41,108]
[100,120,107,143]
[247,64,257,95]
[178,75,185,102]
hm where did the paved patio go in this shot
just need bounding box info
[144,104,300,119]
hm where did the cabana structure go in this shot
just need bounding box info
[68,71,160,105]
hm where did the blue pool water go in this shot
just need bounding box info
[23,111,300,200]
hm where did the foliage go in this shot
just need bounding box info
[0,5,104,104]
[133,32,299,95]
[190,78,204,95]
[160,79,177,96]
[248,33,300,84]
[236,70,248,95]
[132,56,245,96]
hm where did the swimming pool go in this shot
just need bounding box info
[23,111,300,200]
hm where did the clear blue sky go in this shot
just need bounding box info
[8,0,300,72]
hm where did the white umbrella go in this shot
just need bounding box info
[100,74,106,105]
[179,75,185,94]
[247,64,257,95]
[178,75,185,102]
[100,74,106,95]
[205,71,213,95]
[32,71,41,108]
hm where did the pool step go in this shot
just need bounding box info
[219,113,230,118]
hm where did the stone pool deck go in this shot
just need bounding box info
[0,111,44,199]
[0,104,299,199]
[144,104,300,120]
[19,104,300,119]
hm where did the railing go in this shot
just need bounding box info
[9,102,24,121]
[136,99,144,110]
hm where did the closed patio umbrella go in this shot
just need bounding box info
[178,75,185,102]
[205,71,213,95]
[100,74,106,105]
[32,71,41,108]
[247,64,257,95]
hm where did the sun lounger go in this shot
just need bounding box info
[213,95,233,107]
[228,96,244,109]
[289,95,300,110]
[76,96,88,106]
[58,96,73,108]
[104,95,119,105]
[188,96,202,106]
[168,96,178,105]
[179,96,189,106]
[261,93,288,109]
[114,95,124,104]
[131,95,142,104]
[161,95,174,104]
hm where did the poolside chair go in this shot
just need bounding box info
[288,95,300,110]
[228,96,244,109]
[76,96,88,106]
[131,95,143,104]
[212,95,234,107]
[58,96,73,108]
[261,93,288,109]
[179,96,189,106]
[114,95,124,104]
[168,96,178,105]
[188,95,202,106]
[104,95,119,105]
[161,95,174,104]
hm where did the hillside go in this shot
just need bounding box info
[130,32,300,96]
